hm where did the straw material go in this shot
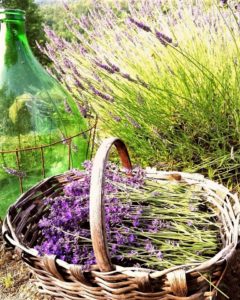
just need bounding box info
[2,137,240,299]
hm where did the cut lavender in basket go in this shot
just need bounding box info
[35,161,220,271]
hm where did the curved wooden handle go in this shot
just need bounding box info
[89,137,132,272]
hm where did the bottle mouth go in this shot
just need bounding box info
[0,9,25,21]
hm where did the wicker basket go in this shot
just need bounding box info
[2,137,240,300]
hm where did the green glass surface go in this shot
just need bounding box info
[0,9,88,217]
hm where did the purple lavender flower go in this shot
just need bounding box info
[121,72,137,83]
[128,250,138,257]
[155,30,173,46]
[95,60,116,74]
[115,232,126,245]
[132,214,140,227]
[156,250,163,260]
[128,234,135,243]
[82,160,92,171]
[76,102,89,118]
[44,26,56,40]
[64,180,89,197]
[72,66,81,77]
[3,166,26,178]
[63,58,73,69]
[89,85,114,102]
[126,115,141,129]
[109,112,121,122]
[74,78,85,90]
[60,132,68,145]
[64,99,72,114]
[145,240,155,254]
[105,59,120,72]
[80,15,90,31]
[111,244,118,254]
[129,17,152,32]
[113,115,121,122]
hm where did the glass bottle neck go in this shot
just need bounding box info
[0,18,31,51]
[0,10,34,69]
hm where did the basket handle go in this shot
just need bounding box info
[89,137,132,272]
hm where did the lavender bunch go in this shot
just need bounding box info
[35,161,219,271]
[35,161,146,269]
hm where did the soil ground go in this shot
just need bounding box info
[0,219,51,300]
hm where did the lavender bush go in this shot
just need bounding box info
[35,161,219,270]
[41,0,240,188]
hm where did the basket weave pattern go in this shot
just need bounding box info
[2,137,240,300]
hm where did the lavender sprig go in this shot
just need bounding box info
[64,99,72,114]
[155,30,173,46]
[95,60,117,74]
[89,85,114,102]
[2,166,26,178]
[129,17,152,32]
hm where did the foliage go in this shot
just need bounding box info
[40,0,91,40]
[35,161,219,270]
[1,0,48,64]
[41,0,240,188]
[40,0,128,40]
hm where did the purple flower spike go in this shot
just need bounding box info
[129,250,138,257]
[129,17,152,32]
[106,59,120,72]
[89,85,114,102]
[3,166,26,178]
[63,58,73,69]
[156,251,163,260]
[95,60,116,74]
[155,30,173,46]
[109,112,121,122]
[113,115,121,122]
[128,234,135,243]
[121,73,137,83]
[74,78,85,90]
[64,99,72,114]
[77,103,89,118]
[60,133,68,145]
[145,240,155,254]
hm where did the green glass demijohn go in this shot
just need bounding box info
[0,9,90,217]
